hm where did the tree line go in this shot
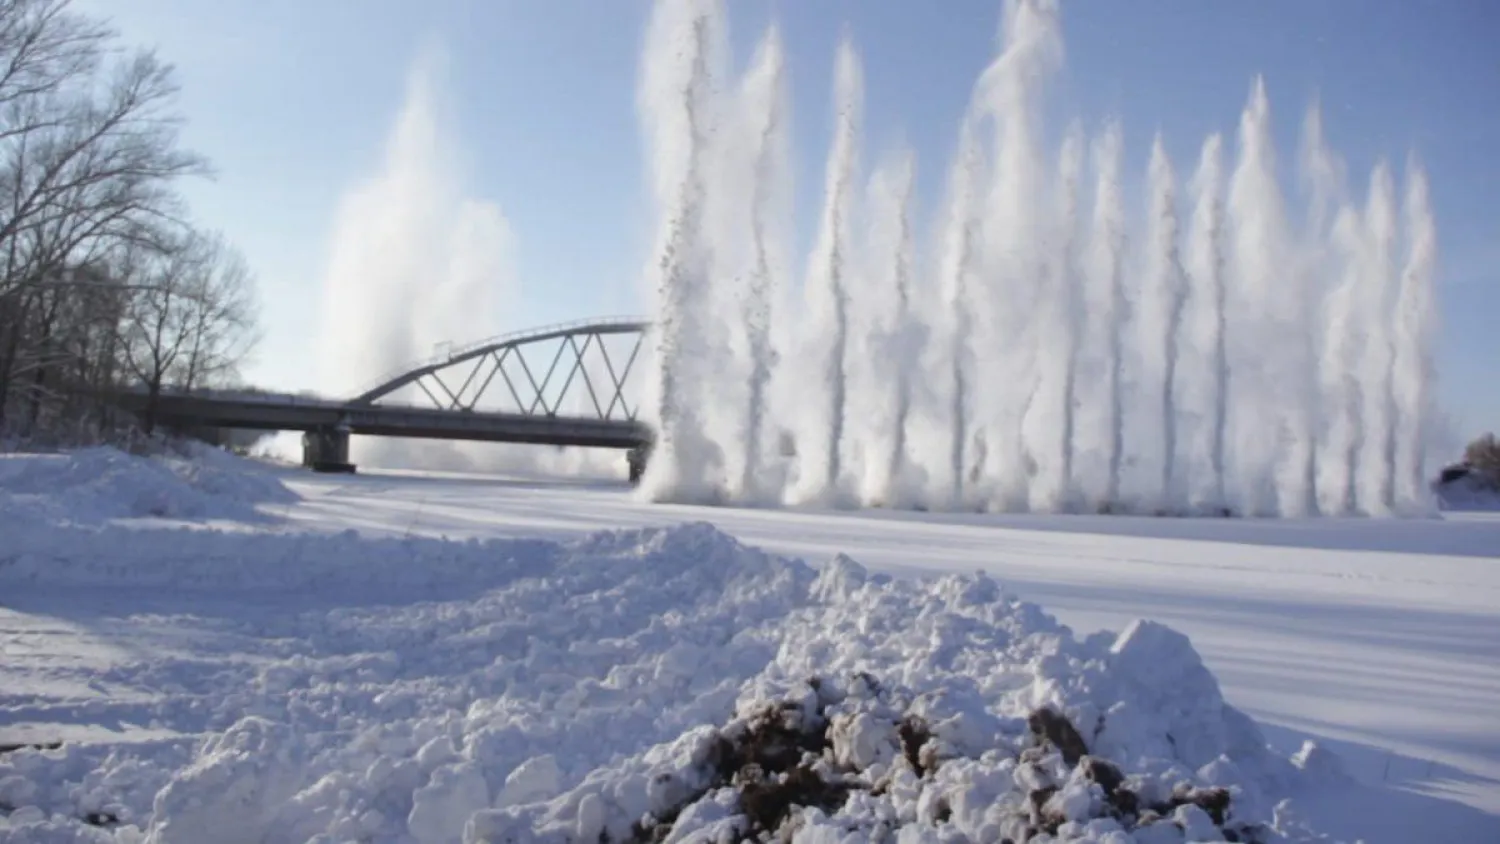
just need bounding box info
[0,0,257,444]
[1461,433,1500,490]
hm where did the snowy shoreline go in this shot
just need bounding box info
[2,449,1497,842]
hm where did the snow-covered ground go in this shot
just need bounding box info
[1,450,1497,842]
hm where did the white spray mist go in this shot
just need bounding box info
[1356,162,1399,515]
[1300,102,1359,516]
[734,26,790,503]
[970,0,1064,511]
[1028,122,1084,511]
[1182,134,1230,513]
[1082,121,1127,511]
[629,0,1442,520]
[316,48,516,470]
[791,37,863,506]
[856,149,918,506]
[1227,77,1298,515]
[637,0,727,502]
[936,120,984,508]
[1142,135,1187,511]
[1393,157,1437,513]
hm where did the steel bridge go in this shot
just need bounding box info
[116,317,653,472]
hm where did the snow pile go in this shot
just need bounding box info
[0,740,189,839]
[0,525,813,843]
[0,524,1344,843]
[0,446,297,525]
[1434,471,1500,512]
[468,555,1317,843]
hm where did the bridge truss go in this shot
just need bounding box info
[352,317,651,424]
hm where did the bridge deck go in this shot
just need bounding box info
[117,391,651,450]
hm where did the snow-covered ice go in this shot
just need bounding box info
[1,453,1497,842]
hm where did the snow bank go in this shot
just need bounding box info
[1434,472,1500,512]
[467,556,1315,843]
[0,520,1348,843]
[0,445,297,526]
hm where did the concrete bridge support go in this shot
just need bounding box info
[303,426,355,473]
[627,442,652,485]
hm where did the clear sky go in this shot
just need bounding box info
[83,0,1499,440]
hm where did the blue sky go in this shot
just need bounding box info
[85,0,1499,440]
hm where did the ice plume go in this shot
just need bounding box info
[1393,157,1439,514]
[637,0,1441,517]
[937,120,983,509]
[732,26,790,503]
[854,146,919,508]
[785,36,864,507]
[315,48,519,471]
[637,0,728,503]
[1142,135,1187,512]
[1084,120,1128,510]
[1183,133,1231,514]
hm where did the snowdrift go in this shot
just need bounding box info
[1434,472,1500,513]
[0,445,298,526]
[0,517,1350,843]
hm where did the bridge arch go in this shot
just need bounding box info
[351,317,652,423]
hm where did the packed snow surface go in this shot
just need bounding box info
[1,452,1497,843]
[0,445,298,526]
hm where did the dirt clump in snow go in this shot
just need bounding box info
[1029,706,1090,767]
[603,677,1270,844]
[628,688,854,842]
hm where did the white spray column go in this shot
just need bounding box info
[1393,158,1438,514]
[638,0,726,502]
[1142,135,1188,512]
[1183,134,1230,514]
[792,38,864,506]
[736,27,789,502]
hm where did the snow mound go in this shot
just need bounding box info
[1434,472,1500,512]
[0,523,1341,843]
[473,680,1268,843]
[0,445,297,525]
[468,556,1307,843]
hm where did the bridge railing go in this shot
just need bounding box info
[355,315,652,400]
[118,385,340,406]
[125,386,655,426]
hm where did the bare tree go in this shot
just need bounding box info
[117,231,258,433]
[0,0,212,438]
[117,244,187,433]
[172,233,258,392]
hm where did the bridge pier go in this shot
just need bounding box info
[627,442,652,485]
[303,426,355,473]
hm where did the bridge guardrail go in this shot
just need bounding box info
[130,386,347,408]
[124,386,652,425]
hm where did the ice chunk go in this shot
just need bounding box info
[409,762,491,844]
[497,755,563,808]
